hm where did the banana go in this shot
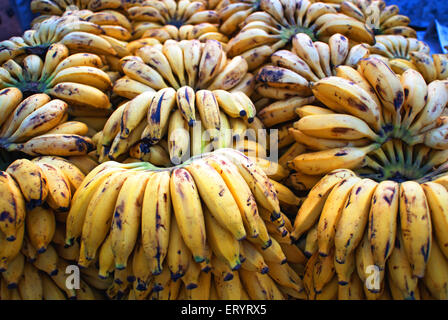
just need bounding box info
[0,222,24,271]
[291,169,355,241]
[0,171,26,242]
[334,178,378,264]
[310,76,382,131]
[132,242,152,292]
[26,206,55,254]
[41,273,66,300]
[368,181,399,271]
[239,268,271,300]
[120,91,154,139]
[204,206,241,271]
[60,31,116,56]
[387,229,419,300]
[214,266,244,300]
[421,182,448,259]
[49,66,112,91]
[409,80,448,135]
[7,133,94,157]
[358,56,404,114]
[51,260,76,299]
[0,87,22,128]
[399,181,432,278]
[423,239,448,300]
[2,252,24,289]
[5,100,67,143]
[6,159,48,210]
[46,121,89,136]
[111,171,151,269]
[317,175,361,257]
[18,262,43,300]
[205,154,262,239]
[213,89,246,119]
[338,273,365,300]
[98,233,114,279]
[144,87,177,144]
[141,171,172,274]
[167,216,190,281]
[214,149,281,221]
[292,144,379,176]
[195,89,221,139]
[176,86,196,126]
[400,68,428,129]
[169,168,207,265]
[232,91,257,124]
[65,164,128,246]
[32,161,71,212]
[0,93,51,139]
[208,56,249,91]
[294,114,380,141]
[186,158,246,240]
[356,232,385,297]
[46,82,111,110]
[334,251,355,286]
[32,156,85,193]
[240,240,269,274]
[33,243,58,276]
[167,109,190,164]
[80,171,133,265]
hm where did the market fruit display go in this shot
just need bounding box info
[0,0,448,301]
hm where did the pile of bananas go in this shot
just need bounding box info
[0,0,447,301]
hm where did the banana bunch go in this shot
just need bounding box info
[367,35,448,81]
[338,0,417,38]
[0,89,94,157]
[214,0,261,36]
[30,0,125,24]
[124,0,228,49]
[291,164,448,300]
[0,13,127,66]
[255,32,370,129]
[288,57,448,177]
[62,148,308,299]
[0,44,112,115]
[95,85,261,164]
[115,39,254,98]
[225,0,375,70]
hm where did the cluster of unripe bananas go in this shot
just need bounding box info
[0,0,447,300]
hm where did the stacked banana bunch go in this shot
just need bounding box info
[282,56,448,299]
[367,35,448,82]
[290,165,448,300]
[255,32,370,128]
[125,0,228,47]
[95,39,263,165]
[338,0,417,38]
[0,156,110,300]
[226,0,376,70]
[0,43,111,112]
[60,149,306,299]
[0,87,94,157]
[289,56,448,176]
[0,12,129,67]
